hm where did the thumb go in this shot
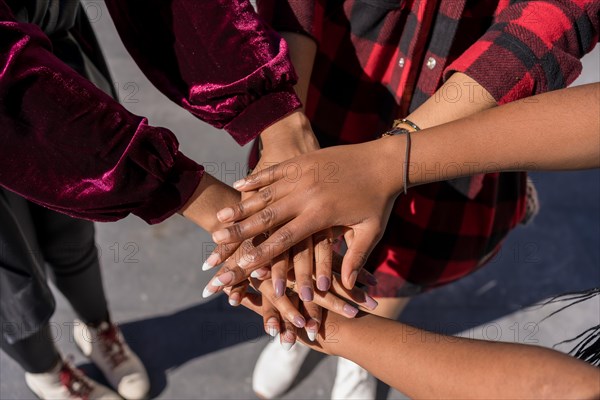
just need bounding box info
[341,225,382,289]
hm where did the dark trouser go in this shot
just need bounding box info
[0,189,109,373]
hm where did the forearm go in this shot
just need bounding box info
[324,314,600,399]
[279,32,317,106]
[382,83,600,193]
[259,32,317,154]
[407,72,496,130]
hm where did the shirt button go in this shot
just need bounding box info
[398,57,405,68]
[426,57,436,70]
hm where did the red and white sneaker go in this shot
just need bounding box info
[25,359,121,400]
[73,320,149,400]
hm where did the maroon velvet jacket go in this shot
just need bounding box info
[0,0,301,224]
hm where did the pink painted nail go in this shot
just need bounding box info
[363,295,379,311]
[343,304,359,318]
[274,279,285,298]
[292,315,306,328]
[300,286,313,302]
[316,276,331,291]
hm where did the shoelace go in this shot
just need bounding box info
[59,360,93,400]
[97,323,128,369]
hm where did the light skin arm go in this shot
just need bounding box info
[206,83,600,278]
[406,71,497,131]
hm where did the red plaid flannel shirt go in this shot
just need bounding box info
[256,0,599,296]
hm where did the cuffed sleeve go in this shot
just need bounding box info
[445,0,599,104]
[0,2,203,224]
[105,0,302,145]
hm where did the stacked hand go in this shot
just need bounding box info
[223,254,378,348]
[200,111,381,343]
[205,137,405,292]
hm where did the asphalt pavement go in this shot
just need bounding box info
[1,3,599,399]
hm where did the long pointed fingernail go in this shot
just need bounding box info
[266,317,279,337]
[343,304,359,317]
[233,179,246,190]
[250,269,266,279]
[202,285,216,299]
[316,276,331,291]
[281,331,296,350]
[274,279,285,298]
[281,340,294,351]
[212,229,230,243]
[212,271,234,287]
[363,295,379,311]
[228,295,240,307]
[306,320,319,342]
[216,208,234,222]
[202,253,221,271]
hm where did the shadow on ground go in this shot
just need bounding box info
[80,170,599,399]
[79,295,263,398]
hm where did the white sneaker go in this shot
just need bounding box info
[73,320,149,400]
[25,360,121,400]
[252,338,311,398]
[331,357,376,400]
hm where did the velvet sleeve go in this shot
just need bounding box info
[0,2,204,224]
[445,0,599,104]
[104,0,302,145]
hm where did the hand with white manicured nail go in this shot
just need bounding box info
[206,140,402,291]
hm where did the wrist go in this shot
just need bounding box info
[179,174,241,232]
[318,312,352,356]
[377,118,423,196]
[259,111,319,155]
[376,135,409,196]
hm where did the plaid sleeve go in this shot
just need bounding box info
[445,0,600,104]
[256,0,324,42]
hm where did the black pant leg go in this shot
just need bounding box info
[0,323,61,373]
[28,203,109,325]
